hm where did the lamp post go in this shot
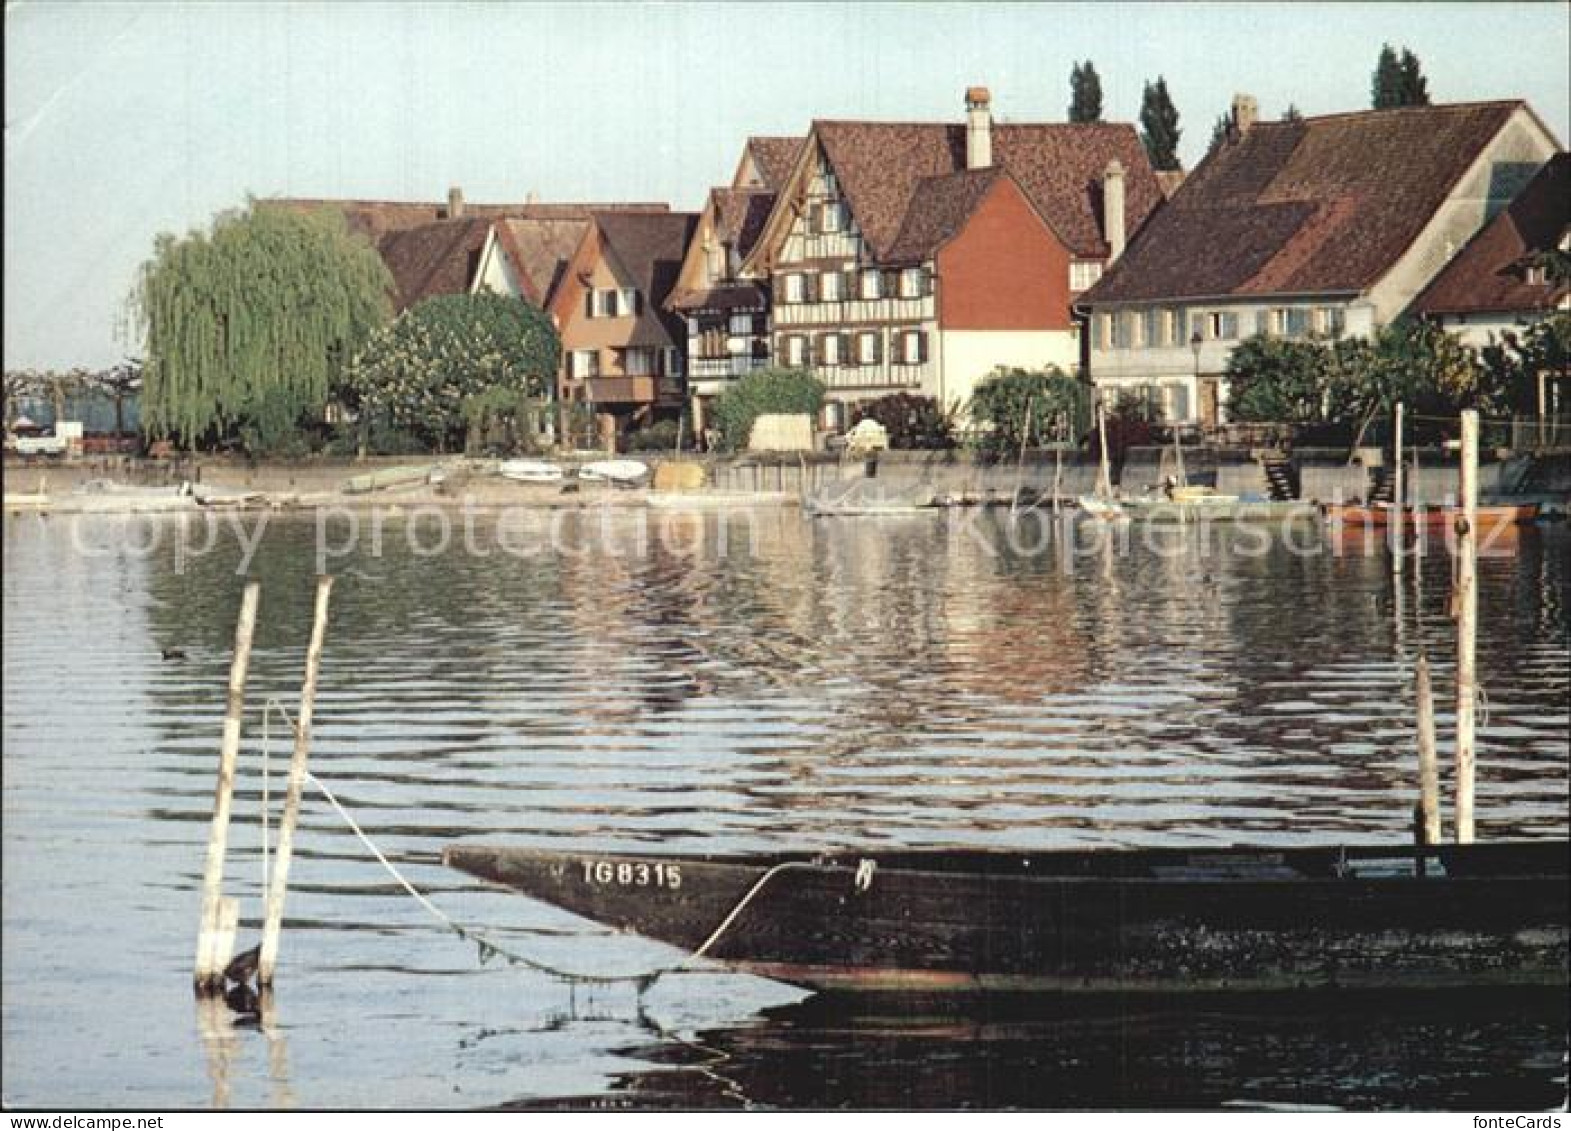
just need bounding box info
[1189,330,1203,434]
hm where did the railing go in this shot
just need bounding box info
[689,356,768,380]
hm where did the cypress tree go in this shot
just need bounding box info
[1398,48,1431,106]
[1208,110,1234,155]
[1372,43,1404,108]
[1068,60,1104,123]
[1282,103,1303,123]
[1139,77,1183,171]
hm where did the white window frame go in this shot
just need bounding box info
[592,289,618,318]
[783,273,805,304]
[819,270,844,302]
[728,313,754,335]
[822,333,843,366]
[619,287,638,317]
[857,330,880,365]
[785,335,806,366]
[860,269,883,300]
[820,201,843,233]
[572,350,600,379]
[1070,261,1104,291]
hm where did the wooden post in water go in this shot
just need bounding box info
[1454,410,1479,844]
[1414,653,1442,844]
[258,575,335,987]
[1391,402,1405,576]
[194,582,260,994]
[1096,402,1114,500]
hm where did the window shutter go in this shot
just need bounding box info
[872,333,883,364]
[883,270,899,297]
[584,290,594,319]
[634,291,644,317]
[915,332,928,364]
[810,203,823,232]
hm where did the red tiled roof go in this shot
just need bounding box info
[1084,101,1530,304]
[1411,152,1569,316]
[375,217,492,311]
[270,197,667,242]
[746,137,803,192]
[713,187,777,258]
[668,281,769,314]
[813,120,1162,262]
[884,167,1008,263]
[494,216,591,306]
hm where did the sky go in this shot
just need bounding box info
[5,0,1569,371]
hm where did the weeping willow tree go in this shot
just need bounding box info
[134,202,393,451]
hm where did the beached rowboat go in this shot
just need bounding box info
[444,840,1568,995]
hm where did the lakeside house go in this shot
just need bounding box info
[548,210,700,448]
[736,87,1163,426]
[1080,97,1562,429]
[1410,151,1570,347]
[667,137,802,442]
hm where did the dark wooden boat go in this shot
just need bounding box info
[444,840,1569,994]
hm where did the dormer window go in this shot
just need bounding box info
[1525,264,1547,286]
[1070,261,1103,291]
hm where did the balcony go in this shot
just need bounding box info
[689,355,768,381]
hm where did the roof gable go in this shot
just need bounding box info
[1412,151,1569,316]
[375,217,493,310]
[804,119,1161,263]
[1085,100,1537,304]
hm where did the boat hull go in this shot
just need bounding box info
[444,842,1569,994]
[1322,503,1539,529]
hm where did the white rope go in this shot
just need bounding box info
[302,762,876,988]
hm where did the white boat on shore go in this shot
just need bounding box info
[579,459,649,485]
[498,459,565,483]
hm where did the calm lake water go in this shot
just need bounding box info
[3,505,1567,1109]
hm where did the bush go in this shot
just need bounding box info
[849,393,955,449]
[626,419,681,451]
[710,367,825,452]
[968,365,1089,461]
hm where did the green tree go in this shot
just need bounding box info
[1139,77,1183,171]
[1068,60,1104,123]
[1398,48,1431,106]
[1372,43,1403,108]
[90,359,143,440]
[1224,336,1335,423]
[134,201,394,452]
[345,292,559,453]
[1208,110,1234,154]
[849,393,956,449]
[1373,43,1430,108]
[710,367,825,452]
[1479,312,1571,415]
[968,365,1089,460]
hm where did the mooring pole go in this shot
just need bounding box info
[194,582,260,994]
[258,575,335,987]
[1414,653,1441,844]
[1391,401,1405,576]
[1454,410,1479,844]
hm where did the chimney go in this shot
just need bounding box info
[1232,93,1258,136]
[1103,158,1126,263]
[965,86,992,170]
[447,185,465,219]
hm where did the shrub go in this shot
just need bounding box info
[968,365,1089,461]
[626,419,681,451]
[849,393,955,449]
[710,367,825,452]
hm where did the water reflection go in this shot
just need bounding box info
[564,990,1569,1111]
[3,508,1567,1108]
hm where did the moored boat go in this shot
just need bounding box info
[1322,502,1540,529]
[444,840,1569,995]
